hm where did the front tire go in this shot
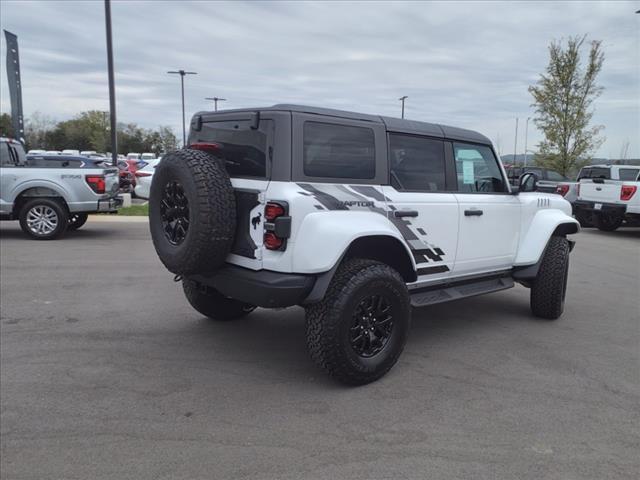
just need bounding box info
[305,259,411,385]
[530,236,570,320]
[182,279,256,321]
[68,213,89,231]
[18,198,68,240]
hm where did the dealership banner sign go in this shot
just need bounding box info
[4,30,25,143]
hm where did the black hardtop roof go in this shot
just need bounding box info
[193,104,492,145]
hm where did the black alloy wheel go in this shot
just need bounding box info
[161,181,190,245]
[350,294,394,358]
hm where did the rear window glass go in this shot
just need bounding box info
[193,119,273,178]
[578,167,610,180]
[303,122,375,179]
[546,170,567,181]
[619,168,640,181]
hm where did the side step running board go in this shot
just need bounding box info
[410,276,514,308]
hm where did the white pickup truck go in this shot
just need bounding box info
[0,137,121,239]
[573,165,640,231]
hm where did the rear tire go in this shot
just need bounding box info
[18,198,68,240]
[67,213,89,231]
[182,279,256,321]
[530,236,570,320]
[149,149,236,274]
[595,212,623,232]
[574,210,594,228]
[305,259,411,385]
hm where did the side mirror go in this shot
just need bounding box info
[519,172,539,193]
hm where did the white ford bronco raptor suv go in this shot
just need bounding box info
[148,105,579,385]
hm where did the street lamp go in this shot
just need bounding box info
[104,0,117,166]
[523,117,531,167]
[167,69,197,146]
[399,96,408,119]
[205,97,226,112]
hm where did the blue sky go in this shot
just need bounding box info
[1,0,638,157]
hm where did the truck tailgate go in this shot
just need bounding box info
[579,181,620,203]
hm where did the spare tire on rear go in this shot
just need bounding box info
[149,148,236,274]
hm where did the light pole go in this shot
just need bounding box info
[399,96,408,119]
[205,97,226,112]
[513,117,519,165]
[168,69,197,146]
[523,117,530,167]
[104,0,117,166]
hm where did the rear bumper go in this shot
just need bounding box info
[97,196,123,212]
[189,265,316,308]
[574,200,626,215]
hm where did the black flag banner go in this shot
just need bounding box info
[4,30,25,143]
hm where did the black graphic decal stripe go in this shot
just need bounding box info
[417,227,427,236]
[349,185,391,202]
[297,184,349,210]
[417,265,450,276]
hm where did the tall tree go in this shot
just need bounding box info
[0,113,14,138]
[528,35,605,176]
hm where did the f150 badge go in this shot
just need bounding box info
[61,174,81,179]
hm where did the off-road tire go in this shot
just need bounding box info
[530,236,570,320]
[67,213,89,231]
[305,258,411,385]
[18,198,68,240]
[595,212,623,232]
[149,149,236,274]
[182,279,256,321]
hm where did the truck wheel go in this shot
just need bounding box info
[149,149,236,274]
[182,279,256,321]
[530,236,570,320]
[18,198,68,240]
[305,259,411,385]
[574,210,594,228]
[67,213,89,231]
[595,212,623,232]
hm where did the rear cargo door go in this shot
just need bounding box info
[189,115,276,270]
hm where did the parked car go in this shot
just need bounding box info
[26,149,46,155]
[504,165,569,193]
[556,165,640,226]
[574,166,640,231]
[61,149,81,156]
[80,150,97,156]
[1,137,121,239]
[117,160,136,193]
[126,153,140,161]
[44,150,61,155]
[140,153,157,161]
[147,104,579,385]
[133,158,162,199]
[26,154,107,169]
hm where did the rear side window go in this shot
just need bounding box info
[303,122,375,179]
[0,142,12,166]
[578,167,610,180]
[194,119,273,178]
[388,134,446,191]
[453,143,506,193]
[619,168,640,181]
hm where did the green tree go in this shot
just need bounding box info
[0,113,14,138]
[528,35,605,176]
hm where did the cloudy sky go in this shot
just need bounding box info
[1,0,638,157]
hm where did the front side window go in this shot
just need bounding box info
[193,119,273,178]
[453,143,506,193]
[619,168,640,181]
[389,134,446,191]
[546,170,568,181]
[303,122,375,179]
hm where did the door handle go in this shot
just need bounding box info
[464,209,483,216]
[394,210,419,218]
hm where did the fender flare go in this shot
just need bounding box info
[514,209,579,266]
[291,210,416,274]
[11,179,72,205]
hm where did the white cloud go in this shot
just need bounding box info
[1,0,638,157]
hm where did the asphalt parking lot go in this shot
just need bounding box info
[1,219,638,480]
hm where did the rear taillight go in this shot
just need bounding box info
[135,171,152,177]
[189,142,222,154]
[556,184,570,197]
[263,201,290,251]
[85,175,106,194]
[621,185,637,201]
